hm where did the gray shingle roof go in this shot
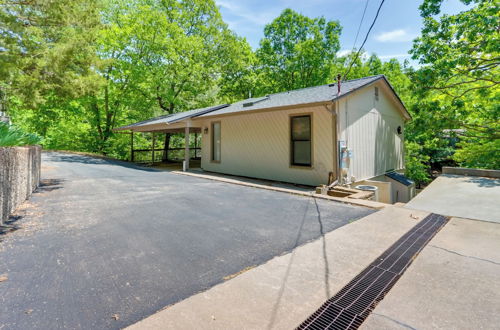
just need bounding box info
[115,75,409,131]
[198,75,386,117]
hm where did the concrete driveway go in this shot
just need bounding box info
[406,174,500,223]
[0,152,374,329]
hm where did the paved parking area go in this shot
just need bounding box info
[0,152,374,329]
[406,174,500,223]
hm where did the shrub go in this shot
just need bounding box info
[405,141,431,187]
[0,122,42,147]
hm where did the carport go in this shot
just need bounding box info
[114,104,229,169]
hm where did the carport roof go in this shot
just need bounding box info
[114,104,229,131]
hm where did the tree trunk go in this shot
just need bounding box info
[162,133,171,162]
[156,90,175,162]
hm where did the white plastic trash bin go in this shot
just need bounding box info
[355,185,379,202]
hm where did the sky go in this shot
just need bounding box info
[215,0,469,65]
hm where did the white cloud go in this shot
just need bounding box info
[375,29,416,42]
[216,0,277,26]
[378,54,410,60]
[336,49,352,57]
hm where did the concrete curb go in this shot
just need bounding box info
[172,170,386,210]
[442,166,500,178]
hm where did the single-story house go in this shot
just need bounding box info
[115,75,413,203]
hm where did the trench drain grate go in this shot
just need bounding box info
[297,213,449,330]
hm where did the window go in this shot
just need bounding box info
[211,122,221,162]
[374,87,379,101]
[290,115,312,166]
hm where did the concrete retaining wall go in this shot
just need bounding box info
[442,167,500,178]
[0,146,41,225]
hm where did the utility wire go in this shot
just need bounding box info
[343,0,385,81]
[349,0,370,61]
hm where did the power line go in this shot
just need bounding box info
[343,0,385,81]
[350,0,370,58]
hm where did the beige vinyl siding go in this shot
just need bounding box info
[337,81,405,182]
[197,105,335,186]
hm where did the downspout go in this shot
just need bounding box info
[324,75,341,188]
[328,74,342,188]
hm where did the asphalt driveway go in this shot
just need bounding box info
[0,152,374,329]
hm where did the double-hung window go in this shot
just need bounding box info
[290,115,312,167]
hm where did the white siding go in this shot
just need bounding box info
[196,105,335,186]
[337,81,405,182]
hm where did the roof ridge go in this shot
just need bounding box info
[264,74,385,98]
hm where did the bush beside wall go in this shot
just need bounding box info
[0,146,41,225]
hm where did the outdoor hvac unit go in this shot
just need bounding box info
[355,185,379,202]
[385,171,416,203]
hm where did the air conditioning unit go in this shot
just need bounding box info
[385,171,416,203]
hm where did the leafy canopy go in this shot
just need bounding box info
[256,9,341,93]
[410,0,500,169]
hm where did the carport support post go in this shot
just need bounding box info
[184,126,190,171]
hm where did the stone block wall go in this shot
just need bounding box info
[0,146,41,224]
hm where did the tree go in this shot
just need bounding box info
[256,9,341,93]
[410,0,500,169]
[103,0,252,159]
[0,0,103,108]
[0,0,105,153]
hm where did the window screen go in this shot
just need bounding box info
[291,115,311,166]
[212,122,221,162]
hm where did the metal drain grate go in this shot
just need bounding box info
[297,213,448,330]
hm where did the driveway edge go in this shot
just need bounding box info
[172,170,386,210]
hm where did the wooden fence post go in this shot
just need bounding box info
[130,132,134,162]
[152,132,156,163]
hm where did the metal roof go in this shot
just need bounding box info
[385,171,414,186]
[114,104,229,131]
[115,75,410,131]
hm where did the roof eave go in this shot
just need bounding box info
[197,100,335,120]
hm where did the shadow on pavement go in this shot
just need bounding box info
[464,176,500,188]
[267,197,331,329]
[37,178,65,192]
[44,152,160,172]
[0,215,23,236]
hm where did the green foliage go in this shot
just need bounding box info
[0,122,41,147]
[0,0,104,106]
[256,8,341,93]
[410,0,500,169]
[2,0,252,156]
[454,138,500,169]
[405,142,431,186]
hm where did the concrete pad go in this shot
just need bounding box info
[127,206,429,330]
[405,174,500,223]
[362,217,500,330]
[174,170,387,210]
